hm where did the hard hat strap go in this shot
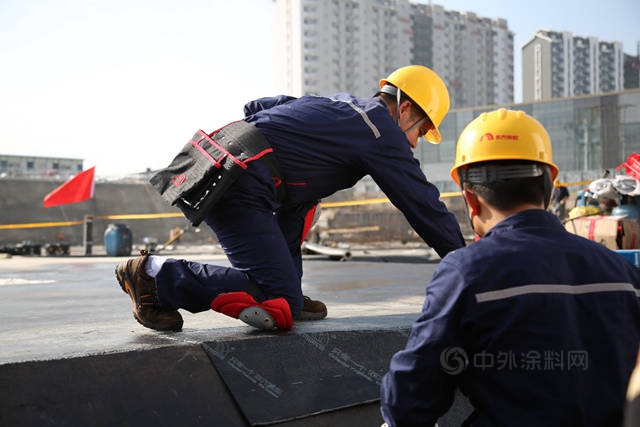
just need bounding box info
[379,84,401,125]
[379,84,398,97]
[460,164,545,184]
[459,163,553,209]
[396,87,402,124]
[402,117,427,135]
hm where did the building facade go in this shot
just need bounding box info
[271,2,640,196]
[522,29,625,103]
[275,0,514,108]
[624,43,640,90]
[275,0,413,98]
[411,3,513,108]
[0,155,83,181]
[407,89,640,193]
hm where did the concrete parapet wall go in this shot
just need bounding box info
[0,180,197,246]
[0,332,471,427]
[0,179,470,247]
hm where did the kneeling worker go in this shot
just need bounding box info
[115,65,464,332]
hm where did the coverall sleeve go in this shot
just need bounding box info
[366,151,465,258]
[380,258,466,426]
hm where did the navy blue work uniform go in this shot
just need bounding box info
[381,209,640,426]
[154,93,465,318]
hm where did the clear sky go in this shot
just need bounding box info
[1,0,638,177]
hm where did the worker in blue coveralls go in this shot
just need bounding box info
[115,65,465,332]
[380,108,640,426]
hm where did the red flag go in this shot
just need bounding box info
[43,166,95,208]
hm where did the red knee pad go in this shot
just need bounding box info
[211,291,259,318]
[211,291,293,330]
[261,297,293,330]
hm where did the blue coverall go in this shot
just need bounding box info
[381,209,640,426]
[154,93,465,318]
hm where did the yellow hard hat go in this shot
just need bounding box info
[380,65,450,144]
[450,108,559,185]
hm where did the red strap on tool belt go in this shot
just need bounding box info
[150,120,286,226]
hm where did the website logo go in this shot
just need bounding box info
[440,346,468,375]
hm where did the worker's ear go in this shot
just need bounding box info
[398,100,413,117]
[463,188,481,217]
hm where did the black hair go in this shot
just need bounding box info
[461,161,553,211]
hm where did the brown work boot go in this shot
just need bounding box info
[297,295,327,320]
[115,250,183,331]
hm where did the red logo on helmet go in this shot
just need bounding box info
[171,174,187,187]
[480,133,519,141]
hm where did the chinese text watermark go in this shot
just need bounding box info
[440,347,588,375]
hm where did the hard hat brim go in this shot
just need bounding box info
[425,127,442,144]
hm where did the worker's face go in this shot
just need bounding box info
[399,102,434,148]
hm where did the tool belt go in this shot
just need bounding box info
[150,120,285,226]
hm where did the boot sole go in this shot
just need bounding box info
[114,265,183,332]
[296,308,328,321]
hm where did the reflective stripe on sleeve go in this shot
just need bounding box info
[475,283,640,303]
[330,97,381,139]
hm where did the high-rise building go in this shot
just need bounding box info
[624,42,640,90]
[275,0,514,108]
[598,40,624,93]
[275,0,413,98]
[522,29,625,102]
[411,3,513,108]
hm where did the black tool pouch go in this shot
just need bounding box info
[150,120,284,226]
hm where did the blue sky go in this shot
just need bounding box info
[0,0,638,176]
